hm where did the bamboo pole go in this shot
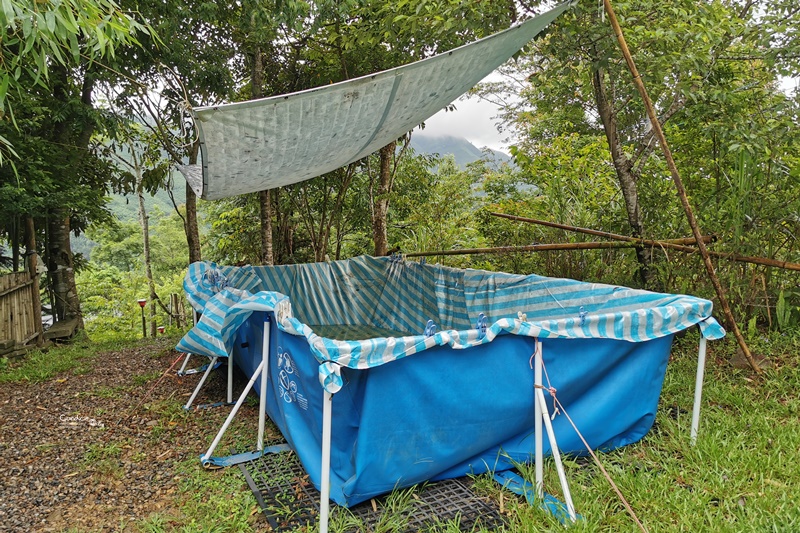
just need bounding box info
[406,241,643,258]
[603,0,761,373]
[491,213,714,246]
[491,213,800,272]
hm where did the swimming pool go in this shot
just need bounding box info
[178,255,723,508]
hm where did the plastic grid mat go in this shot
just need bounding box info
[239,449,506,532]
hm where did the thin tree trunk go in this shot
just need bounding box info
[591,66,652,284]
[136,168,158,337]
[372,142,395,256]
[11,215,19,272]
[250,47,275,266]
[260,190,274,265]
[185,140,202,264]
[24,215,43,346]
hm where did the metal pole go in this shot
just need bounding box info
[184,356,218,410]
[536,388,577,522]
[319,390,333,533]
[691,337,708,444]
[201,359,265,465]
[141,306,146,338]
[257,316,271,450]
[534,340,543,499]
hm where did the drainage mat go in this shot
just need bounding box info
[239,449,506,532]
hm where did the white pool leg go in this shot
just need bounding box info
[201,360,265,464]
[691,337,707,445]
[178,353,192,374]
[534,339,543,499]
[257,317,271,451]
[227,355,234,404]
[184,356,218,410]
[319,390,333,533]
[536,388,577,522]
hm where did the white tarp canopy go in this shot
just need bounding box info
[180,3,571,200]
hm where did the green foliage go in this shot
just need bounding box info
[79,207,189,337]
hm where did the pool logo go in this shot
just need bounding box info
[276,347,308,410]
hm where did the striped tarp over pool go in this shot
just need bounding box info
[177,256,724,393]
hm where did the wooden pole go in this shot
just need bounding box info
[24,215,43,347]
[491,213,800,272]
[603,0,761,373]
[491,213,713,246]
[406,241,643,257]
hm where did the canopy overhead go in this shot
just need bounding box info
[179,3,571,200]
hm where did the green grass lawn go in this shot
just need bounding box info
[2,329,798,532]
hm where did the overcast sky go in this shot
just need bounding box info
[416,94,512,153]
[414,68,522,155]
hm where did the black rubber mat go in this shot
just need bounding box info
[239,448,506,532]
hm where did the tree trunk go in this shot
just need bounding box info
[372,142,396,256]
[251,47,275,266]
[24,215,43,346]
[185,140,202,264]
[591,67,652,285]
[47,212,83,328]
[11,215,20,272]
[260,190,274,265]
[137,172,158,337]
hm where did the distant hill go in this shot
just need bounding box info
[410,134,512,168]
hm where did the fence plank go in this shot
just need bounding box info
[0,271,37,346]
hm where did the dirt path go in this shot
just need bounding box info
[0,337,264,532]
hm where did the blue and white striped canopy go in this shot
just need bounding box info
[177,256,724,392]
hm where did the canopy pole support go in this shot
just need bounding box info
[603,0,760,374]
[534,339,544,498]
[319,390,333,533]
[536,387,578,521]
[258,316,271,450]
[184,356,218,410]
[201,359,265,465]
[691,337,708,444]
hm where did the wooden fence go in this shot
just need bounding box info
[0,270,40,357]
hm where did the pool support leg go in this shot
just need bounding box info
[320,390,333,533]
[200,360,265,465]
[178,352,192,374]
[536,387,577,522]
[691,337,707,444]
[184,356,218,410]
[534,339,543,498]
[258,317,271,451]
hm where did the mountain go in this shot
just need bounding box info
[409,134,512,168]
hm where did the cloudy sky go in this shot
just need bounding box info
[416,93,514,153]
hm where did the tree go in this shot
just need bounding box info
[493,0,796,287]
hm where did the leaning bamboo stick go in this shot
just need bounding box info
[405,241,642,257]
[491,213,800,272]
[604,0,760,373]
[490,213,713,247]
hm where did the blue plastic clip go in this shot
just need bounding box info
[424,320,437,337]
[579,306,587,326]
[476,313,488,339]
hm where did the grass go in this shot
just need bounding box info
[8,328,800,532]
[0,332,168,384]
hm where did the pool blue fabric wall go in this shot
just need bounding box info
[231,315,672,507]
